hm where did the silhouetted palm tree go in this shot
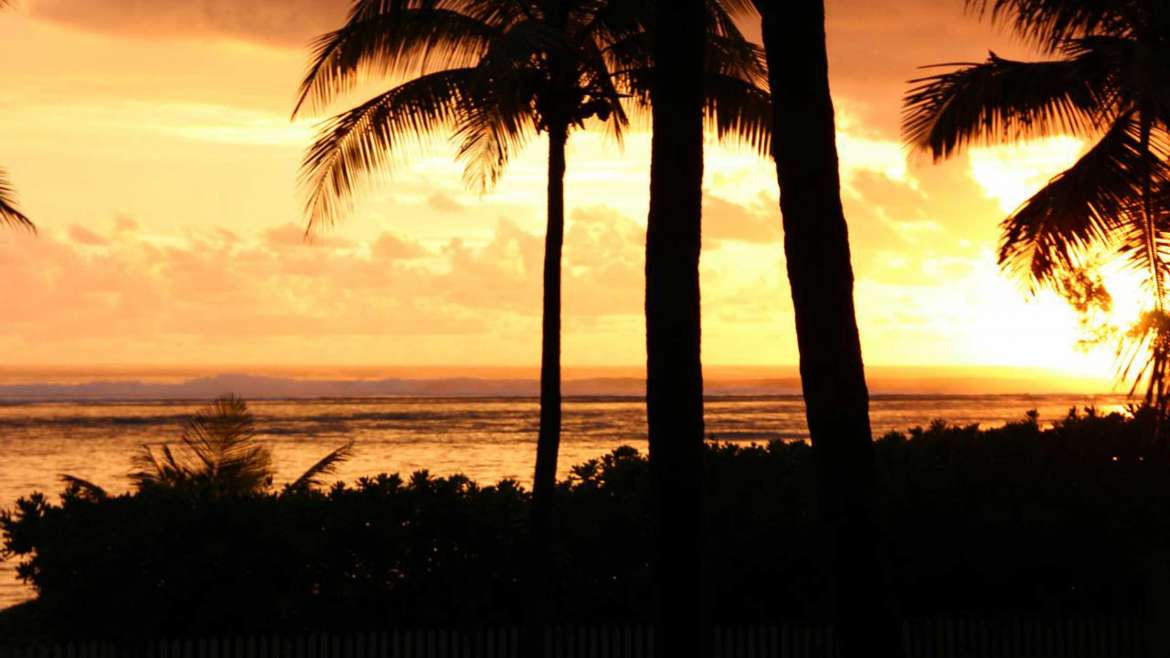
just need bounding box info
[0,2,31,231]
[294,0,767,562]
[640,1,767,653]
[753,1,903,656]
[904,0,1170,410]
[292,2,637,534]
[64,395,353,498]
[645,1,707,654]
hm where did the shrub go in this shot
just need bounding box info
[3,408,1169,641]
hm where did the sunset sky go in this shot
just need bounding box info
[0,0,1130,388]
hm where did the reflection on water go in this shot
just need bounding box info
[0,393,1126,609]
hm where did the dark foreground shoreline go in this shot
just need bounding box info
[2,407,1165,645]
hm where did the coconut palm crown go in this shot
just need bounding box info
[903,0,1170,408]
[293,0,769,226]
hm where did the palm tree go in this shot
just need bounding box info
[903,0,1170,411]
[639,1,768,654]
[753,1,903,656]
[292,1,636,541]
[644,1,707,653]
[0,1,32,231]
[63,395,354,498]
[294,0,766,564]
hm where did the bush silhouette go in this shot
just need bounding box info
[3,409,1168,642]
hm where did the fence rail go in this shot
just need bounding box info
[0,618,1147,658]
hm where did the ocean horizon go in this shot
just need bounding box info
[0,363,1119,400]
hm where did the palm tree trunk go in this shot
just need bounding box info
[646,0,707,655]
[523,122,568,658]
[757,1,902,656]
[532,122,566,541]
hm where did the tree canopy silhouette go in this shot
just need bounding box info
[903,0,1170,409]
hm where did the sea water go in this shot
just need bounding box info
[0,393,1127,609]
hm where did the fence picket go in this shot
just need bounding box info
[0,618,1153,658]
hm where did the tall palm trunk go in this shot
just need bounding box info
[524,122,567,658]
[532,121,567,531]
[757,1,901,656]
[646,0,707,655]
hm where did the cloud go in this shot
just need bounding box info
[114,215,139,232]
[372,232,429,260]
[28,0,348,47]
[426,192,464,215]
[265,222,353,249]
[0,212,656,364]
[703,195,777,247]
[68,224,109,246]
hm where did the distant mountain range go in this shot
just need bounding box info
[0,367,1115,400]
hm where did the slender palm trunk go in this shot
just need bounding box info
[646,0,707,655]
[758,1,901,656]
[524,122,567,658]
[532,121,567,543]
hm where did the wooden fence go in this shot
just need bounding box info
[0,618,1148,658]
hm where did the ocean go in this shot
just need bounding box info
[0,392,1128,609]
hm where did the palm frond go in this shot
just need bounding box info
[426,0,534,28]
[703,73,772,156]
[965,0,1138,51]
[129,395,273,495]
[58,475,108,500]
[617,66,771,156]
[704,0,758,41]
[179,395,271,493]
[454,87,538,190]
[576,0,650,53]
[130,443,185,490]
[294,8,500,117]
[600,7,762,85]
[903,49,1116,161]
[286,441,356,492]
[574,36,631,143]
[449,41,539,190]
[704,33,768,89]
[301,68,474,230]
[1118,309,1170,411]
[1114,171,1170,300]
[0,167,33,231]
[998,114,1170,287]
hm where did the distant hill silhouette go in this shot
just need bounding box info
[0,367,1112,400]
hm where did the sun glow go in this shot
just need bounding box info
[0,10,1145,392]
[968,137,1086,213]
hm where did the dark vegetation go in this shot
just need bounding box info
[2,409,1164,644]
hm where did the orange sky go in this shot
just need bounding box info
[0,0,1128,390]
